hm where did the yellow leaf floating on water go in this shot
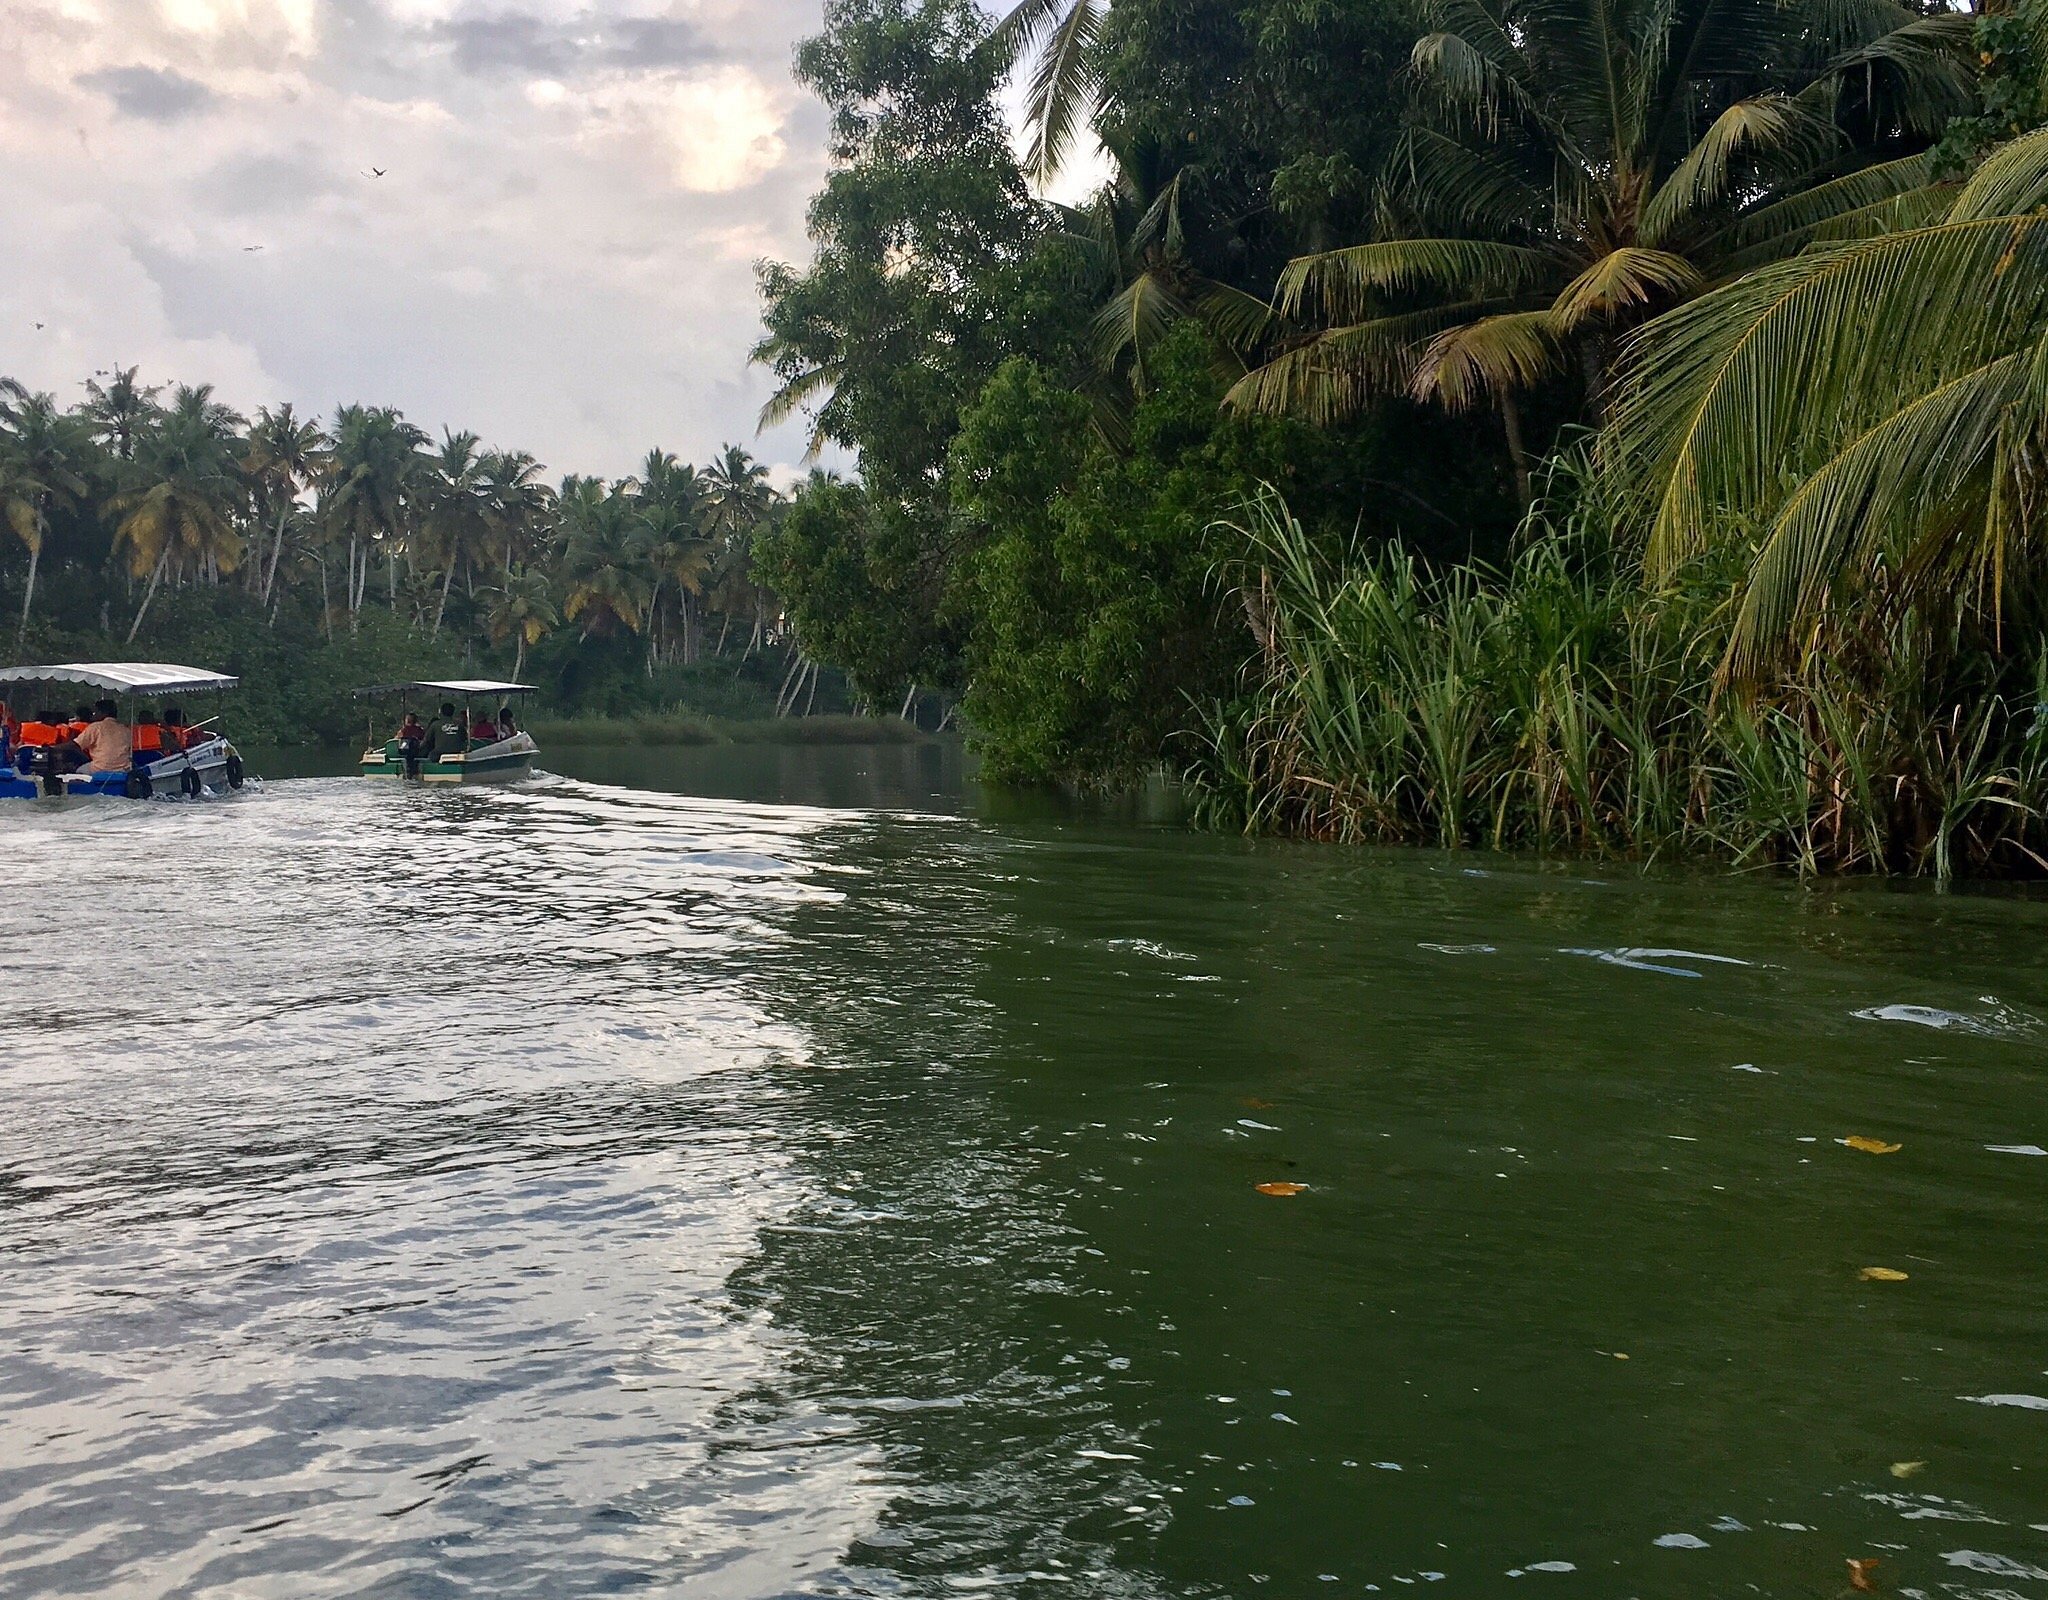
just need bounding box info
[1859,1266,1910,1282]
[1254,1181,1307,1196]
[1890,1460,1927,1479]
[1847,1556,1881,1592]
[1844,1136,1902,1154]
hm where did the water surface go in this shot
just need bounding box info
[4,764,2047,1597]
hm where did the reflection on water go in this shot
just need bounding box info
[4,771,2048,1597]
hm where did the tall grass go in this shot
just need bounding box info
[1190,483,2048,879]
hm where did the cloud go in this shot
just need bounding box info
[75,65,218,121]
[0,0,835,480]
[437,11,711,77]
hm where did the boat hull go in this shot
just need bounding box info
[2,736,243,799]
[360,732,537,783]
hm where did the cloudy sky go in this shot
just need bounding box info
[0,0,856,483]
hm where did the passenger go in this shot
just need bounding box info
[0,700,15,763]
[68,699,132,774]
[17,710,65,746]
[394,711,426,751]
[132,707,166,757]
[469,710,499,742]
[430,701,467,755]
[69,704,94,738]
[162,706,191,751]
[496,706,518,738]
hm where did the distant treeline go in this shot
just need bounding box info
[0,371,878,740]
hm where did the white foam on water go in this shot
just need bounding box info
[1987,1144,2048,1157]
[1418,942,1497,954]
[1654,1534,1709,1549]
[1960,1393,2048,1410]
[1563,947,1749,978]
[1853,1003,2037,1037]
[1942,1551,2048,1579]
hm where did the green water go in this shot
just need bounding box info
[5,754,2047,1596]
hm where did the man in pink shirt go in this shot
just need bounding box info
[68,700,133,773]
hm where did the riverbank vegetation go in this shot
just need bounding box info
[0,374,895,742]
[756,0,2048,874]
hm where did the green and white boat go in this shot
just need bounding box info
[356,679,539,783]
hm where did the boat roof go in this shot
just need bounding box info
[0,661,238,694]
[353,679,536,697]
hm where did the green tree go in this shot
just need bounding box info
[0,382,94,638]
[1602,126,2048,681]
[108,385,251,641]
[244,402,327,611]
[1230,0,1974,499]
[559,483,653,637]
[487,563,561,680]
[321,405,429,629]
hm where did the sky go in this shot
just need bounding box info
[0,0,857,485]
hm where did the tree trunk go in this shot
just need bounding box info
[433,559,455,636]
[16,533,41,641]
[320,552,333,642]
[715,612,732,656]
[899,682,917,723]
[263,504,289,604]
[802,660,819,717]
[646,580,663,676]
[1501,393,1533,512]
[514,632,527,680]
[125,546,171,644]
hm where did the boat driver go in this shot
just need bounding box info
[431,702,468,755]
[59,699,133,775]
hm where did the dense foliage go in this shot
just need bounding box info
[754,0,2048,877]
[0,372,813,741]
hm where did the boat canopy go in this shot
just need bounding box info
[353,679,535,698]
[0,661,238,695]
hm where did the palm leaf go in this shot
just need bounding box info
[1640,94,1841,242]
[1410,310,1566,409]
[1551,247,1701,329]
[1275,238,1559,323]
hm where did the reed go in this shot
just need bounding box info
[1190,485,2048,879]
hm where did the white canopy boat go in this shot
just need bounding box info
[0,662,247,799]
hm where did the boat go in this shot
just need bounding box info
[355,679,539,783]
[0,662,248,799]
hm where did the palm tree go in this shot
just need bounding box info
[243,402,327,609]
[107,391,249,640]
[991,0,1107,181]
[559,485,653,637]
[81,366,161,461]
[702,445,772,541]
[481,450,553,573]
[486,565,560,680]
[420,429,493,635]
[1055,134,1271,430]
[1228,0,1973,500]
[0,382,92,638]
[636,499,715,668]
[1602,125,2048,681]
[321,405,428,628]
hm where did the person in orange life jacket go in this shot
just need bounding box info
[17,710,66,746]
[162,705,194,750]
[132,708,166,757]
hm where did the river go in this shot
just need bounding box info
[4,749,2046,1597]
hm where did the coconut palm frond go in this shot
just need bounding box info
[1275,238,1558,322]
[1016,0,1106,181]
[1726,353,2027,681]
[1949,125,2048,222]
[1640,94,1841,241]
[1226,305,1501,423]
[1714,151,1935,250]
[1606,211,2048,575]
[1197,281,1280,356]
[1089,273,1193,384]
[1551,247,1701,329]
[1409,310,1567,410]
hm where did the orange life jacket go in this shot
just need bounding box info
[17,722,62,747]
[133,724,165,754]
